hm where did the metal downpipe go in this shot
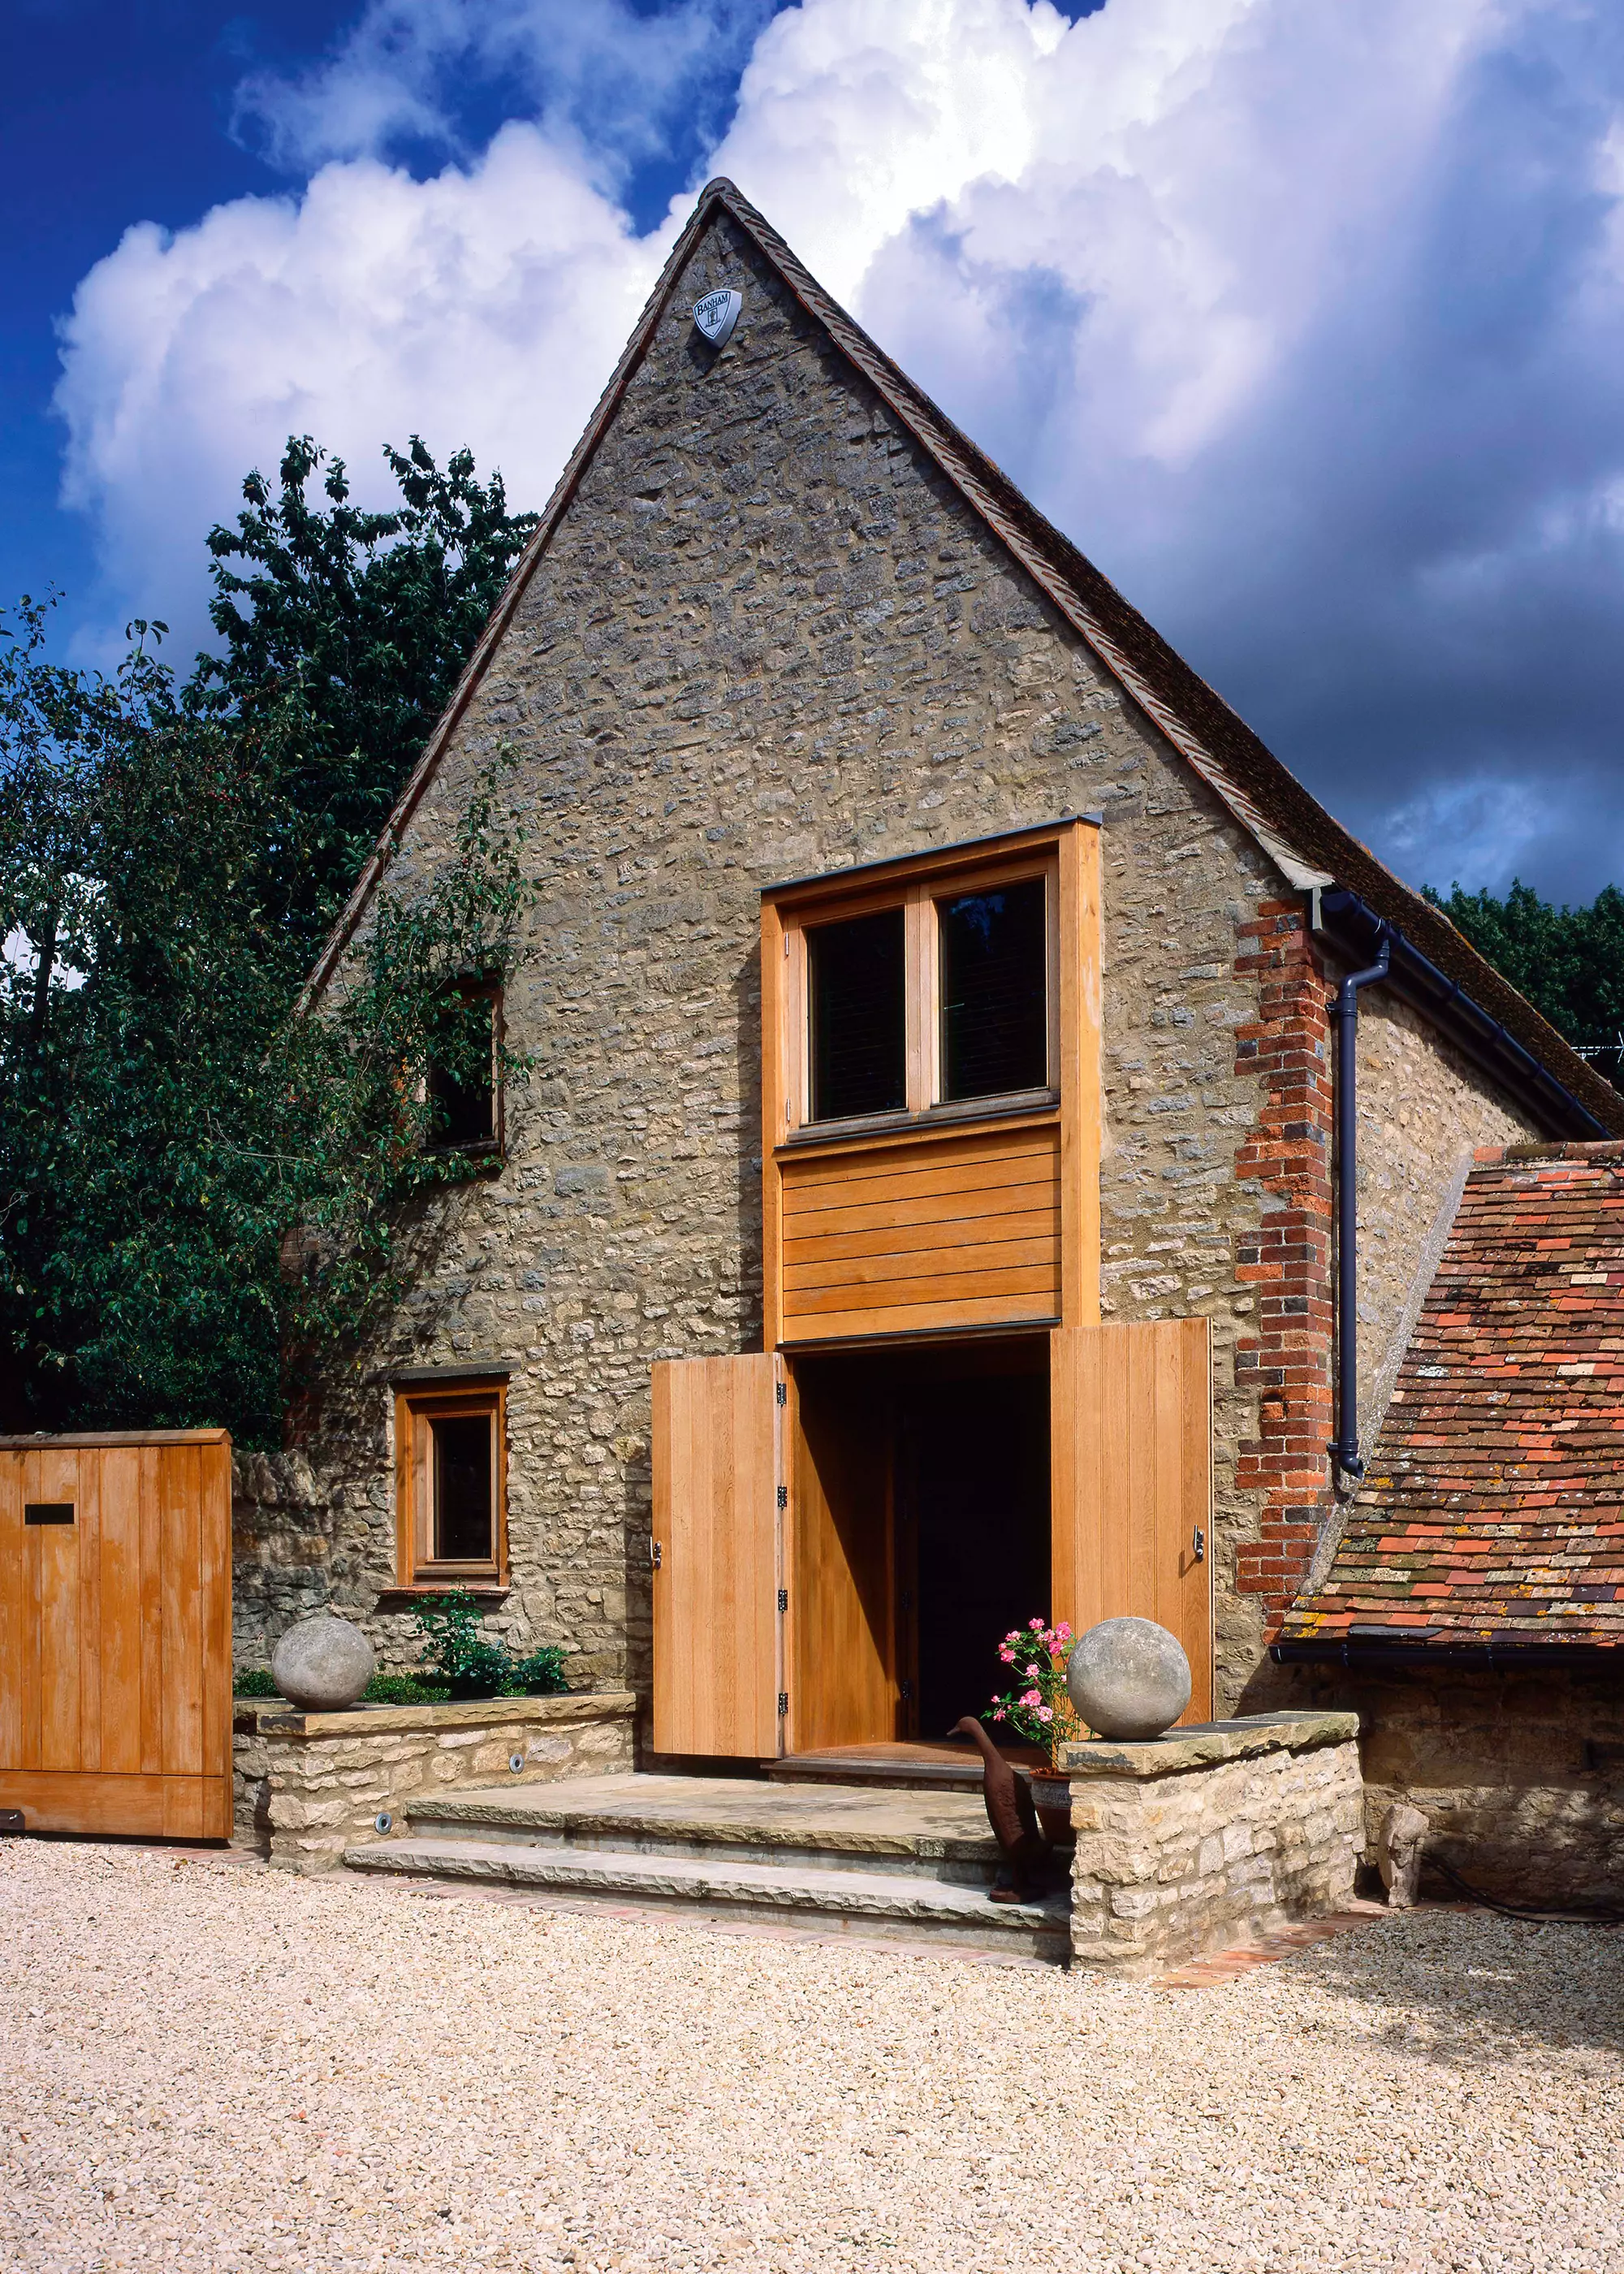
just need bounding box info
[1332,927,1391,1478]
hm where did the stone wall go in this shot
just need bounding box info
[1062,1711,1363,1977]
[1350,988,1535,1451]
[233,1691,635,1873]
[236,201,1541,1713]
[1272,1660,1624,1909]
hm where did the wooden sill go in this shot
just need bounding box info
[375,1584,509,1610]
[778,1091,1060,1156]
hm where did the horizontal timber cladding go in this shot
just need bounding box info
[779,1121,1061,1344]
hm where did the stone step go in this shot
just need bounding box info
[768,1742,1047,1794]
[398,1772,1005,1886]
[343,1832,1072,1961]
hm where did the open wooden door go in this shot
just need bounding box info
[1051,1319,1212,1721]
[651,1354,784,1757]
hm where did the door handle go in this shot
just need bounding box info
[650,1537,663,1570]
[1192,1526,1206,1564]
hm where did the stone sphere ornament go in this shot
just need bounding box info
[1066,1616,1191,1740]
[271,1612,375,1712]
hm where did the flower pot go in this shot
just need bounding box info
[1023,1766,1074,1848]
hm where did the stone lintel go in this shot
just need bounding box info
[1057,1709,1359,1783]
[242,1690,636,1742]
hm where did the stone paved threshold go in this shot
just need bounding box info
[366,1872,1062,1972]
[1156,1900,1391,1986]
[345,1833,1070,1961]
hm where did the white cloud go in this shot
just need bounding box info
[56,124,667,665]
[50,0,1624,893]
[234,0,773,179]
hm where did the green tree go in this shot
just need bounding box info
[193,434,537,953]
[0,434,539,1444]
[1426,880,1624,1079]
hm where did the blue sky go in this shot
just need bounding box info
[4,0,1622,902]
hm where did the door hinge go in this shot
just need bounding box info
[778,1587,788,1615]
[776,1484,788,1510]
[900,1679,914,1704]
[1192,1525,1206,1564]
[650,1537,663,1569]
[775,1380,787,1407]
[777,1691,788,1716]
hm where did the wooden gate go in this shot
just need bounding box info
[1051,1319,1213,1721]
[0,1431,233,1837]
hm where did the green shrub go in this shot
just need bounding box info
[411,1588,570,1700]
[233,1668,279,1697]
[361,1672,448,1705]
[508,1644,568,1697]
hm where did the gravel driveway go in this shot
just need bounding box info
[3,1840,1621,2273]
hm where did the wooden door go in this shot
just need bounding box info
[651,1355,783,1757]
[1051,1320,1212,1721]
[0,1431,233,1836]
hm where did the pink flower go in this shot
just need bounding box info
[1037,1706,1053,1723]
[1028,1617,1044,1631]
[1020,1688,1042,1710]
[1056,1623,1073,1641]
[991,1706,1006,1721]
[1026,1663,1041,1679]
[998,1645,1016,1664]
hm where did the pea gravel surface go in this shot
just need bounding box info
[3,1841,1621,2273]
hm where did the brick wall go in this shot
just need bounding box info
[1230,900,1335,1635]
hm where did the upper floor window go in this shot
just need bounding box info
[938,877,1048,1103]
[777,848,1059,1133]
[425,981,502,1155]
[807,906,907,1122]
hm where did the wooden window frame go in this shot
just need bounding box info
[424,978,505,1161]
[392,1378,508,1590]
[782,850,1060,1138]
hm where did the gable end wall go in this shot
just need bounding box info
[233,209,1537,1712]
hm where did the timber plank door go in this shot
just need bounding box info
[1051,1321,1213,1721]
[0,1431,233,1838]
[651,1355,784,1757]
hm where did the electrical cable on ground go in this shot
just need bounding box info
[1426,1853,1624,1926]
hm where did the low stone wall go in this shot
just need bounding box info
[1263,1658,1624,1908]
[1061,1710,1363,1978]
[234,1692,636,1874]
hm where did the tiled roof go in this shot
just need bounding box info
[1281,1143,1624,1649]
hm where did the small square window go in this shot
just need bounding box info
[426,985,500,1152]
[395,1381,507,1586]
[807,906,906,1122]
[937,877,1049,1103]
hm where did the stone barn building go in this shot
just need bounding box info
[236,179,1624,1895]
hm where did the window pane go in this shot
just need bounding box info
[433,1414,494,1561]
[427,993,495,1149]
[938,878,1048,1101]
[808,906,907,1121]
